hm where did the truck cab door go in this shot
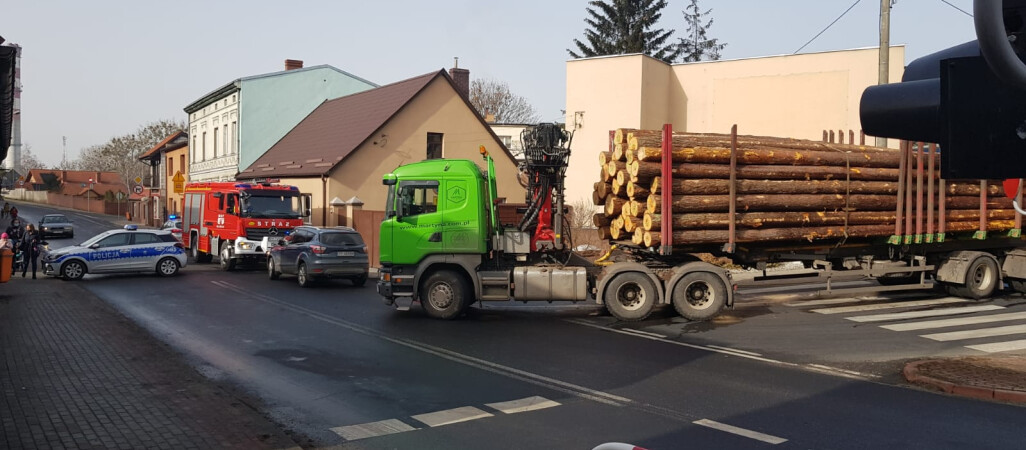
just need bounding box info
[389,180,442,265]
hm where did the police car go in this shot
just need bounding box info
[43,225,187,280]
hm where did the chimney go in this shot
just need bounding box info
[449,57,469,99]
[484,112,495,124]
[285,59,304,71]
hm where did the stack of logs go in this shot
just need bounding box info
[591,129,1019,249]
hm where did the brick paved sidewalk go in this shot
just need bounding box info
[0,276,305,449]
[905,356,1026,404]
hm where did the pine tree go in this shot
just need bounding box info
[568,0,681,64]
[679,0,726,63]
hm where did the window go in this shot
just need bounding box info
[427,133,443,160]
[213,127,220,158]
[320,232,363,246]
[167,157,173,176]
[202,132,207,161]
[179,155,185,174]
[499,135,512,148]
[222,124,228,154]
[192,136,197,162]
[231,121,237,153]
[132,233,162,245]
[398,181,439,217]
[96,233,131,248]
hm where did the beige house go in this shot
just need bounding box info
[138,131,189,224]
[564,46,906,205]
[240,69,521,226]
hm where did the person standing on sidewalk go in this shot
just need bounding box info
[20,224,40,279]
[1,202,8,218]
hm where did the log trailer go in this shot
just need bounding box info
[375,122,1026,321]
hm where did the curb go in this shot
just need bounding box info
[903,360,1026,404]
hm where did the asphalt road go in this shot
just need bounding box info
[15,201,1026,449]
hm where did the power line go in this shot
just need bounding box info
[939,0,972,18]
[794,0,864,54]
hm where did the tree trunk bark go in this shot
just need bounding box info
[649,178,900,196]
[633,145,902,168]
[635,162,900,182]
[647,194,901,214]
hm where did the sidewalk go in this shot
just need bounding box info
[904,356,1026,404]
[0,276,305,449]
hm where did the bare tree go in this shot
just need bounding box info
[468,79,540,124]
[75,119,185,187]
[17,143,47,171]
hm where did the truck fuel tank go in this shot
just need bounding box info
[512,266,588,301]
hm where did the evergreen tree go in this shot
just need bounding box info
[568,0,681,64]
[679,0,726,63]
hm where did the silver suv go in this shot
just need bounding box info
[266,226,369,287]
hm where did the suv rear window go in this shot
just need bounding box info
[320,232,363,246]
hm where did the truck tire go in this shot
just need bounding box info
[671,272,727,321]
[603,271,657,321]
[219,242,236,271]
[191,239,212,263]
[945,255,1000,299]
[420,270,470,320]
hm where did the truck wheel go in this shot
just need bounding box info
[420,270,470,320]
[191,239,212,263]
[603,271,657,321]
[946,256,1000,299]
[267,257,280,280]
[219,242,236,271]
[671,272,726,321]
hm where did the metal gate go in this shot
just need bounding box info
[352,210,385,268]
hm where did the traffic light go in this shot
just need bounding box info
[860,1,1026,179]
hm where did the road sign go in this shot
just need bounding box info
[133,185,143,195]
[172,171,185,194]
[134,176,142,185]
[117,192,124,201]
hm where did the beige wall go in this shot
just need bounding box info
[163,146,189,217]
[564,46,906,206]
[282,76,522,226]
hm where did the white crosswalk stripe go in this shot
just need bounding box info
[811,297,965,314]
[965,339,1026,353]
[881,311,1026,331]
[846,305,1005,323]
[922,324,1026,342]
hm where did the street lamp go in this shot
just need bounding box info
[88,178,93,213]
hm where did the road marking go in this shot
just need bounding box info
[846,305,1004,323]
[565,318,794,366]
[331,419,417,441]
[922,324,1026,342]
[705,345,762,357]
[621,328,667,339]
[881,311,1026,331]
[485,396,561,414]
[805,364,878,379]
[211,281,632,407]
[811,297,965,314]
[965,339,1026,353]
[693,419,788,445]
[411,406,493,427]
[784,297,865,307]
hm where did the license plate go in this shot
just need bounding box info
[338,251,354,257]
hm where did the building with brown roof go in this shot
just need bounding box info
[23,169,127,214]
[239,68,522,226]
[138,131,189,224]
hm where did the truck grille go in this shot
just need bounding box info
[245,227,287,240]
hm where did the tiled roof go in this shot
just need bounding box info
[241,69,515,178]
[241,71,440,178]
[138,131,188,161]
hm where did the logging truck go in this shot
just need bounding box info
[375,123,1026,321]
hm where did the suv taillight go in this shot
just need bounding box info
[358,244,367,253]
[310,244,326,254]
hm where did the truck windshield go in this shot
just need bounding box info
[241,193,302,219]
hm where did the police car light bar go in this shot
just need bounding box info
[124,225,138,230]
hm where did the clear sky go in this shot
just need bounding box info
[5,0,978,167]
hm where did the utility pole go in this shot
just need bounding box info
[877,0,894,148]
[62,136,66,167]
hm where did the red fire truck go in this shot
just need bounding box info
[182,181,311,270]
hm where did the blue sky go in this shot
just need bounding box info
[5,0,977,167]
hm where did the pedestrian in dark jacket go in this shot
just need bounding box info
[20,224,40,279]
[6,219,22,250]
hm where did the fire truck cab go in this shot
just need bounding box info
[182,181,311,270]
